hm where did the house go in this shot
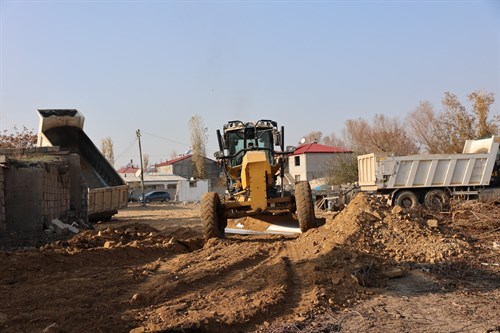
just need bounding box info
[120,172,187,200]
[288,143,352,183]
[155,154,221,190]
[117,166,139,180]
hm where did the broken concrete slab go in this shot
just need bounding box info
[50,218,79,235]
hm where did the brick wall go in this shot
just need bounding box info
[41,164,70,221]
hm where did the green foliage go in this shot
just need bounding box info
[326,153,358,185]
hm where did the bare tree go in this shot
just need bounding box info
[468,90,497,138]
[300,131,323,144]
[322,133,347,148]
[100,137,115,166]
[143,153,150,171]
[344,115,418,155]
[170,149,178,160]
[406,101,441,153]
[0,126,37,149]
[432,92,475,153]
[189,115,208,179]
[408,92,497,154]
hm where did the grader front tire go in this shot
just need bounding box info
[201,192,226,241]
[295,181,316,232]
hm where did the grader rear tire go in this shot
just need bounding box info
[295,181,316,232]
[201,192,226,240]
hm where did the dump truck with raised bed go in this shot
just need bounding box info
[36,109,128,221]
[357,136,500,210]
[201,120,317,240]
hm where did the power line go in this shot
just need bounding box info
[141,130,191,147]
[115,137,137,162]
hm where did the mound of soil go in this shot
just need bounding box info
[0,196,498,333]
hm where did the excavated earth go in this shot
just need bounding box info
[0,194,499,333]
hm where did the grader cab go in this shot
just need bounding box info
[201,120,317,240]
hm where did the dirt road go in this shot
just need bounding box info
[0,195,499,332]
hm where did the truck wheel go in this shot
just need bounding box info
[201,192,226,240]
[395,190,419,209]
[295,181,316,232]
[424,189,449,211]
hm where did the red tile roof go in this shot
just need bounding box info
[292,143,351,155]
[155,154,192,167]
[117,166,139,173]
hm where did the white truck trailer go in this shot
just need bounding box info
[37,109,128,221]
[357,136,500,209]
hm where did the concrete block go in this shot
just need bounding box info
[50,219,79,234]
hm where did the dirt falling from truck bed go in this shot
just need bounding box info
[0,197,498,333]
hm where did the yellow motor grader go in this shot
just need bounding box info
[201,120,317,240]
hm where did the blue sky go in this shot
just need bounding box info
[1,0,499,168]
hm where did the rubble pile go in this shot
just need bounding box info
[325,193,470,263]
[42,224,203,254]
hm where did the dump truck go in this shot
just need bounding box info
[201,120,317,240]
[357,136,500,210]
[37,109,128,221]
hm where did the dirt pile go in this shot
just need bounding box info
[323,193,471,263]
[42,223,204,254]
[0,197,498,333]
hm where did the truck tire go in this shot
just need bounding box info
[295,181,316,232]
[395,190,419,209]
[201,192,226,240]
[424,189,449,211]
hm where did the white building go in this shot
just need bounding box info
[288,143,352,182]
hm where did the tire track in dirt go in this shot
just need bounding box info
[128,236,294,332]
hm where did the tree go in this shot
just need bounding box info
[0,126,37,149]
[407,92,498,154]
[344,114,418,155]
[299,131,323,144]
[143,153,150,170]
[323,114,417,185]
[433,92,476,153]
[406,101,441,153]
[326,153,358,185]
[322,132,347,148]
[100,137,115,166]
[300,131,347,148]
[189,115,208,179]
[170,149,178,160]
[468,90,497,139]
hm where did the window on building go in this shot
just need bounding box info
[189,181,197,188]
[295,175,300,182]
[294,156,300,166]
[167,184,177,190]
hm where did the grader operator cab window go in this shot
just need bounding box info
[227,127,274,167]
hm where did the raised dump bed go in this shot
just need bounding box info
[37,109,128,221]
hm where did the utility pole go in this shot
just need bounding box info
[136,129,146,207]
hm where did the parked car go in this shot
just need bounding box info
[140,190,171,203]
[128,191,140,202]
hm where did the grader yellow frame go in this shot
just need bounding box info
[201,120,316,240]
